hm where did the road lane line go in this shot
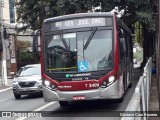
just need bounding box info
[15,101,57,120]
[0,98,8,102]
[0,87,12,93]
[33,101,57,111]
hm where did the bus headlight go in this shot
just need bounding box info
[109,76,115,83]
[44,80,50,86]
[44,80,57,90]
[101,76,116,88]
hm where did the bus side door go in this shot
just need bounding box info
[118,29,127,91]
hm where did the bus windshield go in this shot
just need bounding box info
[45,29,113,73]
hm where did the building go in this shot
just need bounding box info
[0,0,36,80]
[0,0,17,78]
[3,0,16,24]
[0,0,33,79]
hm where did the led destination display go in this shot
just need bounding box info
[44,17,112,31]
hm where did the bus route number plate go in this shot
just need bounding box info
[72,96,86,100]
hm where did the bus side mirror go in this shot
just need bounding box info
[118,29,124,37]
[120,29,124,35]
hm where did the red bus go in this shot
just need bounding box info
[34,12,133,106]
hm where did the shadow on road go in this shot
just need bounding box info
[16,94,43,100]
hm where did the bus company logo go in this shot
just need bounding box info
[65,73,91,78]
[72,78,83,81]
[65,74,73,78]
[58,85,72,89]
[73,73,91,77]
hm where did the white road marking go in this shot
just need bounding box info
[33,101,57,111]
[15,101,57,120]
[0,98,8,102]
[0,87,12,93]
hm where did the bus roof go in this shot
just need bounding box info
[44,12,113,23]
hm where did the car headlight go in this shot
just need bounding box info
[36,79,42,88]
[13,78,18,85]
[37,79,42,84]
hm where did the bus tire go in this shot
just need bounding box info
[116,97,123,103]
[128,67,133,88]
[128,81,132,88]
[116,76,125,103]
[59,101,69,107]
[14,93,21,99]
[115,94,124,103]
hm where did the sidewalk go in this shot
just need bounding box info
[0,77,13,90]
[148,74,160,120]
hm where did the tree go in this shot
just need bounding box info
[135,22,143,47]
[15,40,30,52]
[14,0,157,67]
[134,0,157,67]
[14,0,139,30]
[15,0,58,30]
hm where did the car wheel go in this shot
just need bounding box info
[59,101,69,107]
[14,93,21,99]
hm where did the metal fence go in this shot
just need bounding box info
[121,57,152,120]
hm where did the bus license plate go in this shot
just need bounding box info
[72,96,85,100]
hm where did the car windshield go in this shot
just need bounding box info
[45,29,113,73]
[18,65,41,76]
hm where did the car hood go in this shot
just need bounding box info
[15,75,41,82]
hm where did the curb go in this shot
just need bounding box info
[0,87,12,93]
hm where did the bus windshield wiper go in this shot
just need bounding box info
[58,31,70,51]
[83,27,97,50]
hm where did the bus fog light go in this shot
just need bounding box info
[103,81,107,86]
[101,81,108,88]
[51,84,56,89]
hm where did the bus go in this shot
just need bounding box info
[34,12,133,106]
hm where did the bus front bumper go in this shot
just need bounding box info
[42,80,121,102]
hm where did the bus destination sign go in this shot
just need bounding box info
[45,17,112,31]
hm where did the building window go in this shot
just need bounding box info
[9,0,15,23]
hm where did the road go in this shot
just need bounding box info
[0,68,142,120]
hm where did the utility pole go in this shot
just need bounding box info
[0,0,7,85]
[158,0,160,111]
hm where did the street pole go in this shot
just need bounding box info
[0,0,7,85]
[158,0,160,111]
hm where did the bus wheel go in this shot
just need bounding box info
[59,101,69,107]
[128,69,133,88]
[128,81,132,88]
[116,77,125,103]
[116,97,123,103]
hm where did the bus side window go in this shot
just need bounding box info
[119,38,126,59]
[118,29,126,60]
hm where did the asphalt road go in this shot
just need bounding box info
[0,68,142,120]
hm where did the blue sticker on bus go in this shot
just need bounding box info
[78,61,88,72]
